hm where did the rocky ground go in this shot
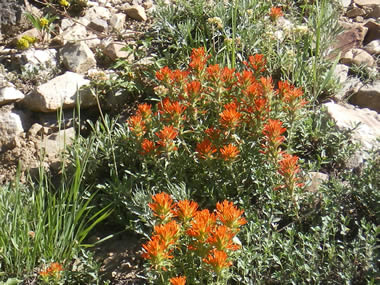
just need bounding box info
[0,0,379,283]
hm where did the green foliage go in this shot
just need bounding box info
[0,159,111,282]
[150,0,342,99]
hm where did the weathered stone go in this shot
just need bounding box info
[331,22,368,58]
[333,64,350,84]
[0,0,27,36]
[367,5,380,17]
[346,7,366,17]
[0,104,29,150]
[143,0,154,9]
[324,102,380,151]
[354,0,380,5]
[38,127,76,160]
[61,42,97,74]
[110,13,126,30]
[339,0,352,7]
[0,86,24,106]
[22,72,95,112]
[349,81,380,113]
[341,48,375,66]
[364,39,380,54]
[364,21,380,45]
[51,24,87,45]
[334,77,363,101]
[21,48,57,73]
[85,6,112,21]
[60,18,75,31]
[88,18,108,32]
[103,42,134,61]
[124,4,147,21]
[305,172,329,193]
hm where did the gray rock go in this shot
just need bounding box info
[0,87,24,106]
[364,39,380,54]
[0,0,26,36]
[61,42,97,74]
[349,81,380,113]
[110,13,126,30]
[367,5,380,17]
[324,102,380,151]
[341,48,375,66]
[23,72,95,112]
[0,104,29,150]
[38,127,76,160]
[124,4,147,21]
[88,18,108,32]
[334,77,363,101]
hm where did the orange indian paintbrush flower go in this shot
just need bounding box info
[156,125,178,151]
[39,262,63,279]
[148,192,175,220]
[203,249,232,274]
[154,220,180,247]
[140,139,156,155]
[174,199,199,224]
[186,209,216,242]
[216,200,247,233]
[219,102,242,129]
[206,225,240,251]
[141,235,173,265]
[219,144,240,161]
[128,114,146,137]
[170,276,186,285]
[196,139,217,159]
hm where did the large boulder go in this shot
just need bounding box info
[22,72,95,112]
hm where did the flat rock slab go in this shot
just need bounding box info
[23,72,95,112]
[354,0,380,5]
[0,86,24,106]
[324,102,380,151]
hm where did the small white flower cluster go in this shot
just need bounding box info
[207,17,224,30]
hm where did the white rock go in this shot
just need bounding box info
[23,72,95,112]
[339,0,352,7]
[61,18,75,31]
[341,48,375,67]
[0,105,28,150]
[334,77,363,101]
[333,64,349,84]
[110,13,126,30]
[364,39,380,55]
[0,87,25,106]
[324,102,380,151]
[61,42,97,74]
[85,6,112,21]
[53,24,87,45]
[21,48,57,72]
[353,0,380,5]
[124,4,147,21]
[88,18,108,32]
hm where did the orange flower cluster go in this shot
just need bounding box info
[39,262,63,281]
[127,48,306,195]
[142,192,246,280]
